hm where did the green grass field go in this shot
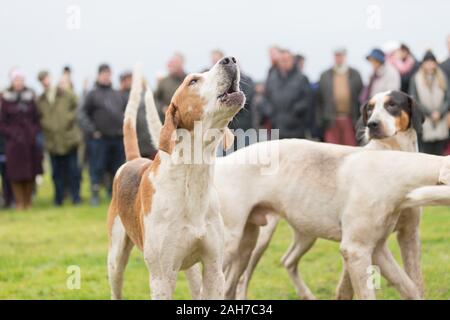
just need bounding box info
[0,171,449,300]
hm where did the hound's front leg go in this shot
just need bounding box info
[202,257,225,300]
[144,242,180,300]
[185,263,202,299]
[144,252,178,300]
[201,221,225,299]
[339,240,375,300]
[396,208,424,297]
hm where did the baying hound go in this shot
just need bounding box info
[214,91,450,300]
[107,57,245,299]
[231,90,427,300]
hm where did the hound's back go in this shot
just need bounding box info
[108,158,153,250]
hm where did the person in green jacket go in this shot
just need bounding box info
[37,71,82,206]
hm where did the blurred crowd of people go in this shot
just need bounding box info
[1,36,450,210]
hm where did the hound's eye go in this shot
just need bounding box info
[188,78,198,86]
[386,103,396,110]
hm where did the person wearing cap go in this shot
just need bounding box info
[154,53,186,121]
[317,48,363,146]
[409,50,450,155]
[0,69,43,210]
[78,64,126,206]
[361,48,400,102]
[36,70,82,206]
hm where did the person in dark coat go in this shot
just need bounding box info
[265,49,313,139]
[0,69,43,210]
[317,48,363,146]
[0,92,13,208]
[78,64,126,206]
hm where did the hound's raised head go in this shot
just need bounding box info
[360,90,423,141]
[159,56,245,155]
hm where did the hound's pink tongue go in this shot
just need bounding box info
[222,91,245,106]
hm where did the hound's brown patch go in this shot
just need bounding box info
[142,154,161,216]
[171,81,206,131]
[107,158,154,251]
[158,80,206,154]
[396,110,410,131]
[159,103,179,154]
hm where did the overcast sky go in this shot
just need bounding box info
[0,0,449,93]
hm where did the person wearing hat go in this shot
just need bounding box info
[317,48,363,146]
[409,50,450,155]
[0,69,43,210]
[361,48,400,103]
[36,70,82,206]
[78,63,126,206]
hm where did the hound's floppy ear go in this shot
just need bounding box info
[222,127,235,151]
[360,102,369,126]
[355,116,367,145]
[407,95,423,135]
[159,103,179,154]
[354,103,369,145]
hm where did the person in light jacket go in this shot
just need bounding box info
[361,48,401,102]
[410,50,450,155]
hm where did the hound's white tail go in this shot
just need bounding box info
[123,64,143,161]
[144,88,163,149]
[401,186,450,209]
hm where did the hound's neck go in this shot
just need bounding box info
[159,131,221,218]
[365,129,418,152]
[159,150,216,225]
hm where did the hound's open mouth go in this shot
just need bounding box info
[217,78,245,106]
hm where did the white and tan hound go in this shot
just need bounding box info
[107,57,244,300]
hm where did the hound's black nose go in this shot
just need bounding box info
[219,56,237,65]
[367,121,379,130]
